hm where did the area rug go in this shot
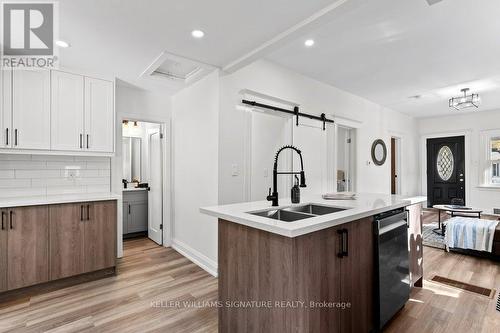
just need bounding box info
[422,222,445,250]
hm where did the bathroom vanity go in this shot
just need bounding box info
[201,193,426,333]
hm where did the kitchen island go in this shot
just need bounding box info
[201,193,426,333]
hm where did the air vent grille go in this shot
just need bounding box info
[426,0,444,5]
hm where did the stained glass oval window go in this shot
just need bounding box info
[437,146,454,181]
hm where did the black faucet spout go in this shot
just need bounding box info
[266,145,306,206]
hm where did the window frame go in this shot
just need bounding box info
[481,130,500,187]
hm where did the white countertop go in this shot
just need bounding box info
[200,193,427,238]
[123,187,148,192]
[0,193,120,208]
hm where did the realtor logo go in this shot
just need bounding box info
[1,1,59,68]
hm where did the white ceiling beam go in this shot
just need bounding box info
[222,0,351,74]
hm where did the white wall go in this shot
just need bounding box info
[418,109,500,213]
[219,60,420,205]
[171,71,219,276]
[113,84,171,257]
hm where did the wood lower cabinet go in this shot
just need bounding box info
[49,203,86,280]
[50,201,116,281]
[0,200,116,294]
[84,201,116,272]
[407,203,423,287]
[0,210,7,292]
[219,217,374,333]
[7,206,49,290]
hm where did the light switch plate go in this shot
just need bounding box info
[231,164,239,176]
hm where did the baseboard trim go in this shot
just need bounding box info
[171,239,218,277]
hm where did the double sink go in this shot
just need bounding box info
[248,204,349,222]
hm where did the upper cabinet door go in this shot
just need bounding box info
[51,71,84,151]
[12,70,51,150]
[84,77,114,152]
[0,69,12,148]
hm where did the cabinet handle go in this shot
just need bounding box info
[1,211,5,230]
[343,229,348,257]
[5,128,8,146]
[14,129,18,146]
[80,134,83,149]
[337,229,344,258]
[86,134,89,149]
[87,205,90,221]
[80,205,84,221]
[128,204,131,215]
[9,211,13,229]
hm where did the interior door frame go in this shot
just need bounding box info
[420,130,471,208]
[390,136,402,195]
[114,115,172,258]
[146,127,163,245]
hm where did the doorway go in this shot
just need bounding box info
[426,136,465,206]
[336,126,355,192]
[122,120,164,245]
[391,137,401,195]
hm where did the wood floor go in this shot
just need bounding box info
[0,212,499,332]
[0,238,218,332]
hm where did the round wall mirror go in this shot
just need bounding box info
[371,139,387,166]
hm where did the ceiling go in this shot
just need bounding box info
[267,0,500,117]
[55,0,335,93]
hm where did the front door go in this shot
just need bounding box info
[426,136,465,206]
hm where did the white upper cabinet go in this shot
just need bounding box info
[84,77,114,153]
[0,69,12,148]
[12,70,51,150]
[51,71,84,151]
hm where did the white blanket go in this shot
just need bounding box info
[444,217,499,252]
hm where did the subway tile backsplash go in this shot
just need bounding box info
[0,154,111,198]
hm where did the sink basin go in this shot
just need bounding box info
[285,204,348,215]
[249,209,315,222]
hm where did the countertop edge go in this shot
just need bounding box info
[0,193,121,209]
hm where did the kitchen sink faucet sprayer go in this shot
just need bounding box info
[266,145,306,206]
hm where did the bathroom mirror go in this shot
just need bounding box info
[371,139,387,166]
[123,137,142,182]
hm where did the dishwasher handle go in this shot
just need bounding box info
[376,211,408,235]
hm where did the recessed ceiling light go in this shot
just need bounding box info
[304,39,315,47]
[191,30,205,38]
[55,40,70,48]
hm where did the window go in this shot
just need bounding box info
[491,137,500,184]
[488,136,500,186]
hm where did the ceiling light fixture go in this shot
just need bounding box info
[449,88,480,110]
[191,30,205,38]
[55,40,70,48]
[304,39,315,47]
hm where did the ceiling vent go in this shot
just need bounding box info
[426,0,444,5]
[141,52,216,85]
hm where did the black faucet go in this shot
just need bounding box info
[266,145,306,206]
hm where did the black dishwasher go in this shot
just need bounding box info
[374,208,410,331]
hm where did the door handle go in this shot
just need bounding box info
[1,211,5,230]
[9,211,13,229]
[14,129,18,146]
[87,205,90,221]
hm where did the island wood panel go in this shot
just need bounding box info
[218,219,296,333]
[49,203,86,280]
[84,201,117,272]
[7,205,49,290]
[293,224,343,332]
[219,218,374,333]
[339,217,374,333]
[0,210,7,292]
[407,203,423,287]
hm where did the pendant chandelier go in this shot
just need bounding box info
[449,88,480,110]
